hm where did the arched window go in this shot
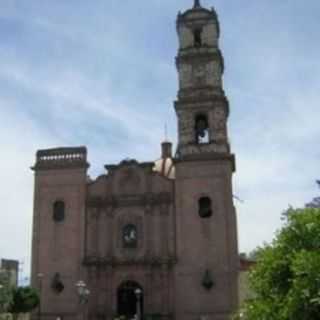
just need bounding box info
[122,224,138,248]
[53,201,65,222]
[194,28,203,47]
[198,197,212,218]
[195,114,209,144]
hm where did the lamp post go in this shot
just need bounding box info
[76,280,90,320]
[134,288,142,320]
[37,273,44,320]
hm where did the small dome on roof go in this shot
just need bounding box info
[154,157,175,180]
[153,141,175,179]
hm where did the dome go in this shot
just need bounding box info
[153,141,175,179]
[153,157,175,180]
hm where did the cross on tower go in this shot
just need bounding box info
[194,0,201,8]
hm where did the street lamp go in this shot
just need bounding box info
[76,280,90,320]
[37,273,44,320]
[76,280,90,304]
[134,288,142,320]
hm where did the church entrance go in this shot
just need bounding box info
[117,281,143,319]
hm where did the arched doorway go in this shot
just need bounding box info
[117,281,143,319]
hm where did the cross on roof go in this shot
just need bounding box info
[194,0,201,8]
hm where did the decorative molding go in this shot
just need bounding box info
[86,192,173,209]
[105,159,154,172]
[176,49,224,73]
[88,208,100,220]
[175,90,228,110]
[159,203,169,216]
[174,152,235,171]
[178,143,229,157]
[119,167,141,193]
[83,255,177,268]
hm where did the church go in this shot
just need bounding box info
[31,1,239,320]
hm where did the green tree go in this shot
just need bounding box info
[236,207,320,320]
[0,272,13,313]
[306,180,320,208]
[8,287,39,315]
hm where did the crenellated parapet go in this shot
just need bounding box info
[32,146,90,170]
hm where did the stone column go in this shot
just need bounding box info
[145,202,154,258]
[160,203,169,258]
[106,206,114,259]
[87,208,99,257]
[97,266,107,319]
[145,268,153,315]
[105,206,114,320]
[167,204,175,259]
[161,264,170,316]
[98,208,107,258]
[88,266,98,318]
[104,265,114,320]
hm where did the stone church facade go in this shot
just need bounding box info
[31,2,239,320]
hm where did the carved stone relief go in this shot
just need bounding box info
[192,63,206,86]
[206,61,221,87]
[119,168,141,194]
[179,143,228,157]
[179,111,195,145]
[211,106,227,141]
[179,64,192,88]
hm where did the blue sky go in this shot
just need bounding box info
[0,0,319,283]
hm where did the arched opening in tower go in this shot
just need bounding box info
[195,114,209,144]
[193,28,203,47]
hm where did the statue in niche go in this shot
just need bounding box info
[123,224,138,248]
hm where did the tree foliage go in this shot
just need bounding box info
[0,272,13,313]
[306,180,320,208]
[237,207,320,320]
[8,287,39,314]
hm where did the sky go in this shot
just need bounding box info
[0,0,319,284]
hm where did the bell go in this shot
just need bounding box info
[196,118,208,139]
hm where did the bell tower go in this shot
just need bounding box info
[173,2,238,320]
[175,0,229,157]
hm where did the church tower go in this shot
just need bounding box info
[174,1,238,319]
[30,2,239,320]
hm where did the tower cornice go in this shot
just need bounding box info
[176,48,224,73]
